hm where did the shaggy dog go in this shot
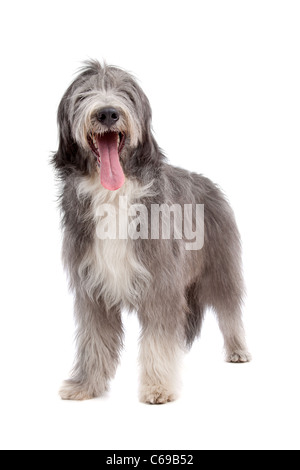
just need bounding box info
[52,60,250,404]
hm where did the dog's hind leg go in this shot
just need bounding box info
[204,215,251,363]
[185,281,206,348]
[216,306,251,363]
[59,293,123,401]
[212,281,251,363]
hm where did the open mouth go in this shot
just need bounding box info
[87,131,126,191]
[88,131,126,161]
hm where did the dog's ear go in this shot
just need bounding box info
[122,88,165,179]
[137,93,165,169]
[123,130,165,179]
[51,89,80,175]
[135,88,165,165]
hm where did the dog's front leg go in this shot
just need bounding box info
[59,293,123,401]
[138,325,184,405]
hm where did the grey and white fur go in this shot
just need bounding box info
[52,60,251,404]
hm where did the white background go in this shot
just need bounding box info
[0,0,299,451]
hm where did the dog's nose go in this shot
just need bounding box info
[96,107,120,127]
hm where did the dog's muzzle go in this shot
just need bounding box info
[87,108,126,191]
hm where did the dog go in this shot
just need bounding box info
[52,60,251,404]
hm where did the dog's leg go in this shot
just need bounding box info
[138,324,184,405]
[207,235,251,363]
[185,281,206,347]
[59,294,123,401]
[216,307,251,363]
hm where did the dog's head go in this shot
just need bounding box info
[53,60,162,189]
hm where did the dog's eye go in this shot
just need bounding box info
[76,95,86,104]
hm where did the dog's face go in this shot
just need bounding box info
[54,61,155,190]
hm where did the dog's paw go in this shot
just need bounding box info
[59,380,97,401]
[226,350,252,363]
[139,385,178,405]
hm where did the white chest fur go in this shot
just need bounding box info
[76,175,152,308]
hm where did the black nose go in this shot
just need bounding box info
[96,107,120,127]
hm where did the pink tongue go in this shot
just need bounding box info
[97,133,125,191]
